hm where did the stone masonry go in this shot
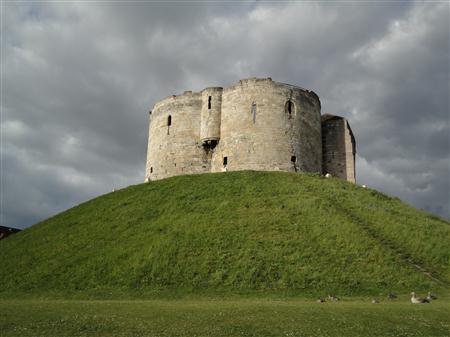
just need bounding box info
[145,78,356,182]
[321,114,356,183]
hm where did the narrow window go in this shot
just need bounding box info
[223,156,228,166]
[251,102,257,123]
[168,115,172,126]
[285,101,295,118]
[208,96,212,109]
[150,167,153,173]
[291,156,296,163]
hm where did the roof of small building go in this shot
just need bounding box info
[0,225,21,233]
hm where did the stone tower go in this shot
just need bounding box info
[321,114,356,183]
[145,77,356,182]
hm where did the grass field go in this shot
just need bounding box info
[1,298,449,337]
[2,171,449,336]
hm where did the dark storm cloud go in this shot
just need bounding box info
[2,1,449,228]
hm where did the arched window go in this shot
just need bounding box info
[251,102,257,123]
[208,96,212,109]
[168,115,172,126]
[285,101,295,118]
[150,167,153,173]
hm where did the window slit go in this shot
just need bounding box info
[286,101,294,119]
[167,115,172,135]
[251,102,257,123]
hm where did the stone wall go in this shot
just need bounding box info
[210,78,322,174]
[145,91,209,181]
[145,78,355,183]
[321,114,356,183]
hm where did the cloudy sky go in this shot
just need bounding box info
[2,1,449,229]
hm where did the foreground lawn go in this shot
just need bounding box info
[1,299,449,337]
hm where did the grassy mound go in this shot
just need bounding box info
[1,171,448,298]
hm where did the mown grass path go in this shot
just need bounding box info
[328,199,449,287]
[1,299,449,337]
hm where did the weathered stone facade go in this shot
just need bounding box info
[145,78,356,182]
[321,114,356,183]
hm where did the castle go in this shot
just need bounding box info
[145,78,355,182]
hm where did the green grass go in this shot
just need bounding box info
[1,298,449,337]
[1,171,449,298]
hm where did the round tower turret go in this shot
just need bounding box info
[200,87,223,147]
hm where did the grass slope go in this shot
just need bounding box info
[1,171,449,298]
